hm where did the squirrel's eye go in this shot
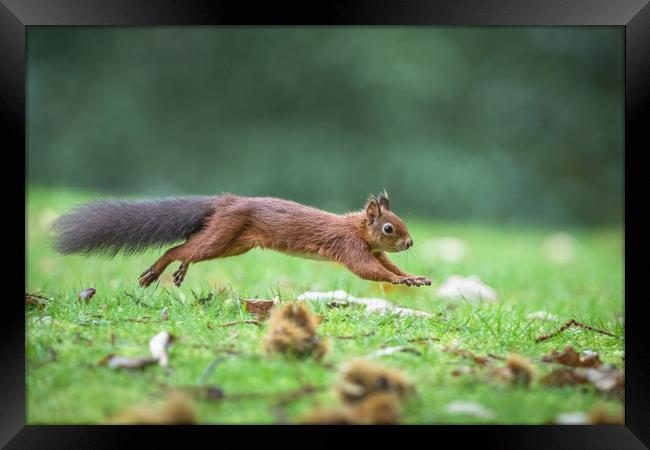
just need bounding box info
[383,224,394,234]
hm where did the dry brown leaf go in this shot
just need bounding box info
[579,351,602,368]
[240,298,276,319]
[583,364,624,396]
[26,292,50,309]
[542,346,601,368]
[541,364,623,398]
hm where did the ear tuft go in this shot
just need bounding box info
[365,194,381,224]
[378,189,390,211]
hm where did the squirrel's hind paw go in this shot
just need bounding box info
[138,268,160,288]
[172,263,188,287]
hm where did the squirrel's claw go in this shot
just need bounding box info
[138,268,159,288]
[394,276,432,287]
[172,263,188,288]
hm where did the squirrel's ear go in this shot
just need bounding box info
[378,190,390,211]
[366,195,381,225]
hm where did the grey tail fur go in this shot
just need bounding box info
[51,196,216,256]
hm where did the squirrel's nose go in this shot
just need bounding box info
[406,239,413,248]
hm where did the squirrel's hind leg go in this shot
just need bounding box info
[139,244,187,288]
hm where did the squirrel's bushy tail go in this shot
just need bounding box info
[51,197,216,256]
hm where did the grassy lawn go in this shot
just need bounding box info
[26,187,624,424]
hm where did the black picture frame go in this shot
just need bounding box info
[4,0,649,447]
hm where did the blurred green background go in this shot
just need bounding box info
[27,27,623,226]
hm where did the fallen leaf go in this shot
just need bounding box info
[240,298,276,319]
[542,346,601,368]
[297,290,433,317]
[149,331,174,367]
[99,354,158,370]
[435,275,497,303]
[580,350,603,367]
[445,401,495,419]
[25,292,50,309]
[78,288,96,302]
[584,364,624,395]
[297,290,349,302]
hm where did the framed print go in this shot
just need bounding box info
[3,0,649,447]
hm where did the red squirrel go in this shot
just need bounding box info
[52,191,432,288]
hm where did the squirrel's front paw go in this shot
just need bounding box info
[394,276,431,287]
[414,276,432,286]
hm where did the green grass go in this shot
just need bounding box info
[26,187,624,424]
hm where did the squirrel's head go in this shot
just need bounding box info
[363,191,413,253]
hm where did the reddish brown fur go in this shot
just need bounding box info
[139,192,432,288]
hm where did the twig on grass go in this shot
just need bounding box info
[535,319,618,343]
[336,331,375,340]
[220,319,262,327]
